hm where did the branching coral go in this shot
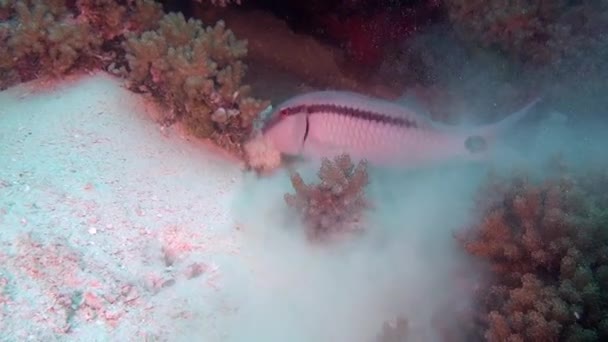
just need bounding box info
[120,12,269,155]
[0,0,268,156]
[284,154,370,242]
[0,0,162,89]
[0,0,103,88]
[75,0,163,40]
[459,164,608,341]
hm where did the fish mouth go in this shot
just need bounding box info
[261,114,282,134]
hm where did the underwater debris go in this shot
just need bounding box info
[458,162,608,341]
[284,154,370,242]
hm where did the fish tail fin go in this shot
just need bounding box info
[487,97,542,138]
[465,97,542,155]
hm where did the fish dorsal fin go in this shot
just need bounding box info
[394,93,435,119]
[350,91,433,123]
[393,92,484,132]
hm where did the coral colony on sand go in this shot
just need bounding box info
[284,154,370,242]
[0,0,268,156]
[119,12,269,153]
[458,161,608,341]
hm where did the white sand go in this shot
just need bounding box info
[0,72,605,341]
[0,73,247,341]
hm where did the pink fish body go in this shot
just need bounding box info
[262,90,540,167]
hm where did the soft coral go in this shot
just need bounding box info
[459,164,608,341]
[284,154,370,242]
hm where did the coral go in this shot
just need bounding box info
[284,154,370,242]
[120,12,269,155]
[0,0,166,90]
[0,0,268,156]
[459,164,608,341]
[0,14,9,65]
[0,0,103,88]
[0,0,12,20]
[75,0,163,40]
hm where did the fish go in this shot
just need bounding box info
[261,90,541,168]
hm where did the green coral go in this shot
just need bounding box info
[75,0,162,40]
[460,162,608,341]
[0,0,102,87]
[121,12,269,155]
[0,0,163,89]
[0,0,268,157]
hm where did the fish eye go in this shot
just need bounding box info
[465,135,487,153]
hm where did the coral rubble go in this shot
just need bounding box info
[459,164,608,341]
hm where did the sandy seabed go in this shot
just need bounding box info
[0,72,605,342]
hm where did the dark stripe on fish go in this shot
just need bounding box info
[278,104,419,129]
[303,114,310,142]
